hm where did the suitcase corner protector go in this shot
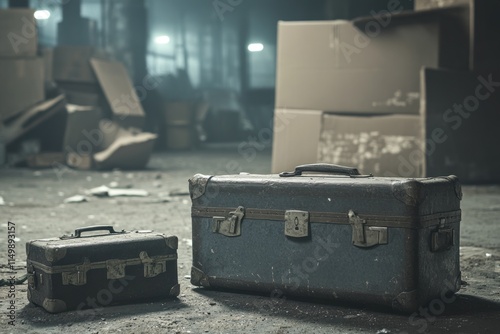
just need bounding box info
[164,236,179,250]
[169,284,181,297]
[189,174,213,200]
[391,290,418,313]
[45,247,67,263]
[392,180,427,207]
[42,298,67,313]
[190,266,210,287]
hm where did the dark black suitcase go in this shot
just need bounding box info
[26,226,179,313]
[189,164,462,313]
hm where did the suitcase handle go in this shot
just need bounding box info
[279,163,361,177]
[74,225,120,238]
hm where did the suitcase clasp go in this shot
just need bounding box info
[106,259,127,279]
[349,210,388,248]
[431,218,455,252]
[62,258,91,286]
[212,206,245,237]
[140,251,167,278]
[285,210,309,238]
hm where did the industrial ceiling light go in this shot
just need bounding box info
[34,10,51,20]
[248,43,264,52]
[154,35,171,45]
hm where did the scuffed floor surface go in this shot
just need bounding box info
[0,147,499,334]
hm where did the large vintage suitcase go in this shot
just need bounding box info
[189,164,462,313]
[26,226,179,313]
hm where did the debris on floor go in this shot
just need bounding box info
[88,185,149,197]
[63,195,89,204]
[169,189,191,197]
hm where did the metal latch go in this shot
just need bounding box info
[431,218,454,252]
[140,251,166,278]
[62,258,91,286]
[106,259,127,279]
[349,210,388,248]
[212,206,245,237]
[27,263,36,290]
[285,210,309,238]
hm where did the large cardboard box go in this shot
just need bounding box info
[90,58,145,129]
[414,0,500,71]
[318,114,422,177]
[56,82,107,107]
[272,68,500,183]
[63,104,103,154]
[0,57,45,121]
[276,9,468,114]
[271,109,323,174]
[0,9,37,57]
[53,46,107,84]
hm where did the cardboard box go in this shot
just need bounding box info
[90,58,145,129]
[414,0,500,71]
[63,104,103,154]
[53,46,107,83]
[273,68,500,183]
[0,95,66,145]
[276,10,467,114]
[0,57,45,121]
[93,132,157,170]
[41,47,54,82]
[66,152,93,170]
[0,9,37,57]
[318,114,422,177]
[166,125,194,150]
[271,109,323,174]
[26,153,65,168]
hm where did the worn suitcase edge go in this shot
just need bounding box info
[190,265,462,314]
[191,266,210,287]
[189,174,213,200]
[190,174,462,207]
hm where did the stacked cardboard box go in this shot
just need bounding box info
[51,48,156,170]
[272,2,500,183]
[0,9,44,121]
[0,9,69,167]
[53,46,108,108]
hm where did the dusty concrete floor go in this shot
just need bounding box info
[0,147,499,334]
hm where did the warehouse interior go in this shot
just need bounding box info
[0,0,499,333]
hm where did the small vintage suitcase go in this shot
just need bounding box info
[189,164,462,313]
[26,226,179,313]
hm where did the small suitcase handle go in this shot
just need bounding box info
[74,225,120,238]
[280,163,361,177]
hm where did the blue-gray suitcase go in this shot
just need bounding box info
[189,163,462,313]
